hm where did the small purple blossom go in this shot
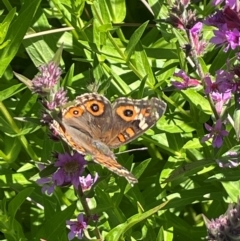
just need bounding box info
[53,152,86,189]
[209,6,240,52]
[203,199,240,241]
[215,70,234,93]
[36,177,55,195]
[204,76,219,94]
[211,91,231,115]
[66,214,87,240]
[216,159,239,168]
[189,22,206,55]
[212,0,237,8]
[201,119,229,148]
[204,10,225,28]
[79,174,98,191]
[206,5,240,28]
[216,150,240,168]
[171,70,199,89]
[204,72,234,94]
[36,164,56,195]
[225,28,240,50]
[32,62,62,94]
[204,74,232,115]
[212,0,224,5]
[210,24,240,52]
[46,88,68,110]
[190,22,202,36]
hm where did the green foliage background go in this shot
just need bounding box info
[0,0,238,240]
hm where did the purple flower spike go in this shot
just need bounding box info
[201,119,229,148]
[53,152,87,189]
[204,198,240,241]
[66,214,87,240]
[32,62,62,94]
[46,88,68,110]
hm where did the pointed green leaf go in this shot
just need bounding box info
[0,0,41,76]
[125,21,148,62]
[105,201,168,241]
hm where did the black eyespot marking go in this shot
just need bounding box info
[124,109,133,117]
[73,110,79,115]
[91,104,99,112]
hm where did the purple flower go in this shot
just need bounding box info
[203,199,240,241]
[215,70,234,93]
[216,151,240,168]
[205,5,240,29]
[53,152,86,189]
[210,24,229,50]
[204,10,225,28]
[212,0,237,7]
[190,22,202,36]
[201,119,229,148]
[212,0,224,5]
[223,4,240,23]
[227,0,239,10]
[205,73,234,94]
[189,22,206,56]
[204,74,232,115]
[36,177,55,195]
[36,164,56,195]
[210,91,231,115]
[171,70,199,89]
[216,159,239,168]
[79,174,98,191]
[32,62,62,94]
[225,28,240,49]
[46,88,68,110]
[211,23,240,52]
[204,76,219,94]
[66,214,87,240]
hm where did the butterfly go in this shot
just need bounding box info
[52,93,166,184]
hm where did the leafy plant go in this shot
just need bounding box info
[0,0,240,241]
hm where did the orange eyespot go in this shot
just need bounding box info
[116,106,136,121]
[85,100,105,116]
[64,107,84,118]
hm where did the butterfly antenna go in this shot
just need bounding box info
[116,147,148,155]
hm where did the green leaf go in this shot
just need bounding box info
[97,0,112,25]
[106,0,126,23]
[35,204,75,240]
[148,0,164,18]
[183,138,203,149]
[105,200,169,241]
[8,187,35,218]
[0,83,26,101]
[164,159,215,183]
[182,89,212,115]
[157,114,196,133]
[125,21,148,62]
[0,0,41,76]
[133,42,156,86]
[0,8,16,45]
